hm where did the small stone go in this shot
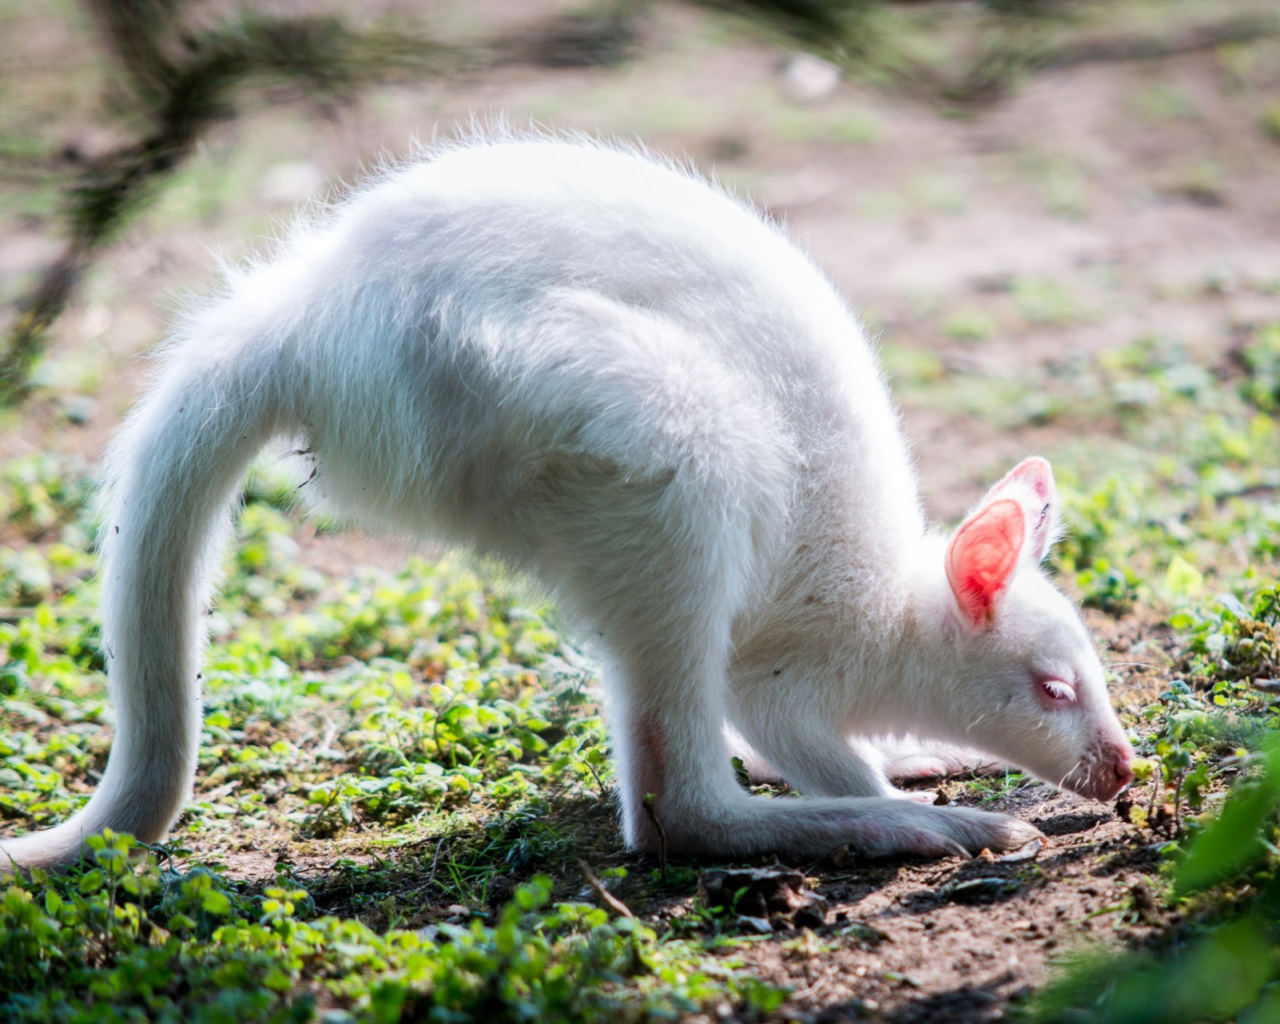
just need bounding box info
[832,845,858,868]
[997,838,1042,862]
[780,52,841,103]
[58,394,98,425]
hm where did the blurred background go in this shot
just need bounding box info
[2,0,1279,518]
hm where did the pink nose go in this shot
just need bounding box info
[1112,744,1134,790]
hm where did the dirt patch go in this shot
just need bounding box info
[582,782,1163,1023]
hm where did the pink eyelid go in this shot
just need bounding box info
[1039,678,1077,703]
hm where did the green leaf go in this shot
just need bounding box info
[1165,556,1205,598]
[262,966,293,992]
[1176,744,1280,896]
[201,888,232,915]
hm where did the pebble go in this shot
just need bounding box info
[781,53,841,103]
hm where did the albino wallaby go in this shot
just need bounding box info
[0,132,1134,870]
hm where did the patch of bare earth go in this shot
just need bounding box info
[714,804,1156,1024]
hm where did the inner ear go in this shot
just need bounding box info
[945,498,1026,627]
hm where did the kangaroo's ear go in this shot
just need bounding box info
[982,456,1062,565]
[945,498,1025,628]
[944,458,1061,628]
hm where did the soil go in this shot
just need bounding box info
[4,2,1280,1021]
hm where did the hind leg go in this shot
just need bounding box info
[604,636,753,854]
[558,520,1037,859]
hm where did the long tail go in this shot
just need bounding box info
[1,325,290,870]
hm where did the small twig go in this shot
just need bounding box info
[1156,482,1280,527]
[315,714,339,756]
[1045,12,1280,70]
[580,755,609,800]
[577,859,633,919]
[198,780,240,801]
[426,837,450,888]
[642,794,667,884]
[793,964,840,1002]
[1147,759,1162,823]
[1213,483,1280,507]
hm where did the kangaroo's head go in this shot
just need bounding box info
[914,458,1134,801]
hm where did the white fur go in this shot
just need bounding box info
[0,132,1133,869]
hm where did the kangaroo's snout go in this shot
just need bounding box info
[1068,737,1134,802]
[1109,741,1135,794]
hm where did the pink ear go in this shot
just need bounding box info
[945,498,1026,627]
[1000,457,1053,500]
[986,456,1059,564]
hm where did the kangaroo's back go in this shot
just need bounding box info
[280,139,924,576]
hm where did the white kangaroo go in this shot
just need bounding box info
[0,132,1133,870]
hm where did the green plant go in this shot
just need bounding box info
[1011,277,1084,326]
[941,308,997,342]
[1137,679,1210,835]
[1032,742,1280,1024]
[1174,584,1280,692]
[1239,325,1280,412]
[0,846,788,1023]
[1263,102,1280,142]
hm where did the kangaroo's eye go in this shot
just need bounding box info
[1040,678,1077,703]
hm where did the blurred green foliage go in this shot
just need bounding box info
[1033,734,1280,1024]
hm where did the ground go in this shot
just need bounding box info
[2,1,1280,1022]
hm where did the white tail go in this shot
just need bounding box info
[1,329,289,869]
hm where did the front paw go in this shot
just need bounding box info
[872,738,1005,782]
[887,786,937,805]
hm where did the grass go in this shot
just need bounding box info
[0,846,786,1023]
[906,171,968,214]
[1010,150,1091,219]
[768,105,883,145]
[1129,81,1198,123]
[1010,276,1089,326]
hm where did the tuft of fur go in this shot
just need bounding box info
[0,132,1131,870]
